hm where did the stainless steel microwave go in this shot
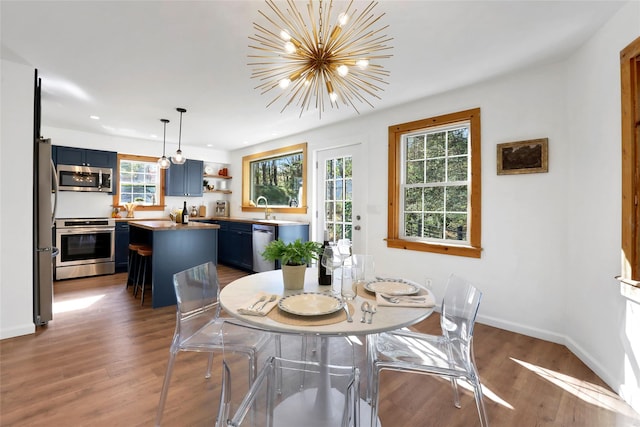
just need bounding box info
[57,164,113,192]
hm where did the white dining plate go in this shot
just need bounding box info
[204,165,214,174]
[364,279,419,296]
[278,292,344,316]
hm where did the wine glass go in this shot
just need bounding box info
[321,246,342,297]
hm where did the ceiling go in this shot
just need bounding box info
[1,1,625,151]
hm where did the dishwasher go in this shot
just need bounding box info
[252,224,276,272]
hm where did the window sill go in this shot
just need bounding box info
[386,238,482,258]
[617,276,640,304]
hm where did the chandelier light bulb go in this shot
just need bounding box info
[280,29,291,41]
[338,12,349,26]
[279,78,291,89]
[337,65,349,77]
[284,41,296,54]
[356,59,369,69]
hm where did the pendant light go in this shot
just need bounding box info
[171,107,187,165]
[157,118,171,170]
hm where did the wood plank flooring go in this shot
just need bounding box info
[1,266,639,426]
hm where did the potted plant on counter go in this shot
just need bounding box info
[261,239,323,290]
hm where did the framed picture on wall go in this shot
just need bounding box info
[497,138,548,175]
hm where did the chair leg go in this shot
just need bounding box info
[370,365,381,427]
[472,377,490,427]
[216,361,231,427]
[365,334,376,403]
[450,378,461,408]
[155,351,177,427]
[205,353,214,379]
[139,258,148,306]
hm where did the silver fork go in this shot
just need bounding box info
[248,295,266,310]
[379,294,426,304]
[257,295,277,311]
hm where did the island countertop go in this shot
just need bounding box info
[129,220,220,231]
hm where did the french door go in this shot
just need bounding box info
[316,143,364,253]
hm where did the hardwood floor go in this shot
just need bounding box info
[1,266,639,426]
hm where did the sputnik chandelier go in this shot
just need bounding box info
[249,0,392,117]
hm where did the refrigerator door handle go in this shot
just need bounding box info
[51,159,58,222]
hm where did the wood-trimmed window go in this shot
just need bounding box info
[620,36,640,284]
[241,143,308,215]
[111,153,166,211]
[387,108,482,258]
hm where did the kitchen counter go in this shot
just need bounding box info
[194,216,309,226]
[128,220,220,231]
[115,217,308,226]
[129,221,218,308]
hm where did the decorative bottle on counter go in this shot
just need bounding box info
[182,201,189,224]
[318,230,331,285]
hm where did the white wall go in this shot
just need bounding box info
[565,1,640,412]
[232,60,571,341]
[228,1,640,411]
[0,59,36,338]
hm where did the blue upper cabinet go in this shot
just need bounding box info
[165,159,204,197]
[54,146,116,169]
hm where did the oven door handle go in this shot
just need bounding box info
[56,227,115,235]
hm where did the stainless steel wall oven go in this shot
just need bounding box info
[55,218,115,280]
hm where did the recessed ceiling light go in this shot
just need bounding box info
[206,144,213,147]
[150,134,158,139]
[89,115,100,120]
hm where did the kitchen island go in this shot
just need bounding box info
[129,220,219,308]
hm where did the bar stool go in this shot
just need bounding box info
[135,246,153,306]
[126,243,145,291]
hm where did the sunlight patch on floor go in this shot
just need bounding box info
[53,294,105,313]
[511,357,638,418]
[454,376,514,409]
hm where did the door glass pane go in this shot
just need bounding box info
[324,155,353,242]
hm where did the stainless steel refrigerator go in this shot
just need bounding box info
[33,70,59,326]
[33,138,58,325]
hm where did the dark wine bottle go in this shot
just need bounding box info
[182,201,189,224]
[318,230,331,285]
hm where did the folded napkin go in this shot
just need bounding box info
[238,292,279,316]
[376,292,436,308]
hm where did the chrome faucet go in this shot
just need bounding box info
[256,196,270,219]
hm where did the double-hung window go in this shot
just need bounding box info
[387,108,482,258]
[112,154,165,211]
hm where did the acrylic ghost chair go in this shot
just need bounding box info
[368,274,489,427]
[216,321,361,427]
[155,261,271,426]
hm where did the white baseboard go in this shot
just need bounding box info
[0,323,35,340]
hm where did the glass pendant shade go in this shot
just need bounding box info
[171,107,187,165]
[158,118,171,170]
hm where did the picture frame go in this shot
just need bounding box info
[497,138,548,175]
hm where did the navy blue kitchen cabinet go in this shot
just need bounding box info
[164,159,203,197]
[54,145,116,169]
[115,221,130,273]
[228,222,253,271]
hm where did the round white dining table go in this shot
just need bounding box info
[219,267,436,427]
[219,267,434,335]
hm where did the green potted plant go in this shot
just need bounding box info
[261,239,323,290]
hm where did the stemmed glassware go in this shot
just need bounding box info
[321,245,342,297]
